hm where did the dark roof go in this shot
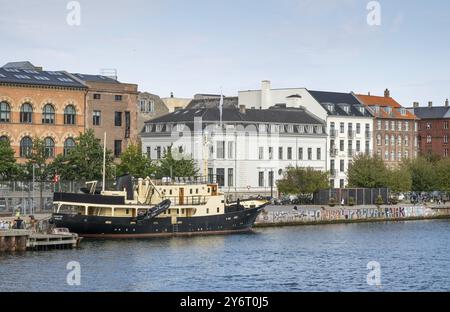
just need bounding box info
[412,107,450,119]
[145,106,325,125]
[71,73,120,84]
[186,97,238,110]
[2,61,38,70]
[309,90,372,117]
[0,68,87,89]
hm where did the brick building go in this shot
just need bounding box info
[0,62,87,162]
[411,100,450,158]
[70,73,139,158]
[137,92,169,133]
[356,89,419,167]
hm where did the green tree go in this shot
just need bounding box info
[435,158,450,193]
[117,143,156,178]
[155,147,198,179]
[404,157,437,192]
[277,166,329,196]
[347,154,388,188]
[49,130,114,181]
[386,166,412,193]
[0,139,20,180]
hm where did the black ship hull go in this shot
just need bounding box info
[51,206,264,238]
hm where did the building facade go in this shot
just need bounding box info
[137,92,169,134]
[238,81,374,188]
[0,63,87,162]
[140,101,327,198]
[356,90,419,167]
[411,100,450,158]
[70,73,139,158]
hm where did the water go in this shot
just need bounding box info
[1,220,449,292]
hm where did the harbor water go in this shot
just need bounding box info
[1,220,449,292]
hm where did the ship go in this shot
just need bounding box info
[50,175,267,238]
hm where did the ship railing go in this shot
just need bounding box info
[150,176,216,186]
[162,196,209,206]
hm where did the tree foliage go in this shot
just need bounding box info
[116,143,155,178]
[155,147,198,179]
[0,140,20,180]
[347,154,388,188]
[404,157,437,192]
[277,166,329,195]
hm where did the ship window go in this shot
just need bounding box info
[190,189,193,194]
[206,208,209,214]
[217,207,220,213]
[169,189,172,195]
[126,209,130,214]
[177,209,180,214]
[181,209,185,214]
[208,188,210,193]
[196,189,199,194]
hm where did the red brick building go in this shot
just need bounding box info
[411,100,450,158]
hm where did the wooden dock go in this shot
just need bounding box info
[0,230,81,252]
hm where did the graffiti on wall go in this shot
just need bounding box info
[257,206,437,224]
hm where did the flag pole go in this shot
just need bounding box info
[102,132,107,193]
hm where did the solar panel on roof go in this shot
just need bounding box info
[4,68,19,72]
[57,77,73,82]
[14,74,31,79]
[23,70,39,74]
[34,76,50,81]
[48,71,62,76]
[0,74,5,78]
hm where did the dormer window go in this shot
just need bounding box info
[400,108,406,116]
[176,124,185,132]
[259,124,267,132]
[374,106,380,114]
[342,105,350,114]
[384,107,392,115]
[327,104,334,112]
[156,124,163,132]
[298,125,305,134]
[359,106,365,114]
[166,124,173,132]
[287,125,294,133]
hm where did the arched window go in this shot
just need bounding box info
[0,135,9,143]
[20,137,33,158]
[20,103,33,123]
[42,104,55,124]
[64,138,76,156]
[0,101,11,123]
[44,137,55,158]
[64,105,76,125]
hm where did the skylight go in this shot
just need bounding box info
[57,77,73,82]
[4,68,19,72]
[23,70,39,74]
[14,74,31,79]
[34,76,50,81]
[0,74,5,78]
[48,71,63,76]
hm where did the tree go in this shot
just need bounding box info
[404,157,437,192]
[155,147,198,179]
[386,166,412,193]
[49,130,114,181]
[277,166,329,196]
[117,143,156,178]
[0,139,20,180]
[435,158,450,193]
[347,154,388,188]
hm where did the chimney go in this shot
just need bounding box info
[239,105,246,114]
[261,80,271,109]
[428,101,433,108]
[446,99,449,107]
[413,102,419,108]
[384,88,390,98]
[170,92,174,98]
[368,92,371,96]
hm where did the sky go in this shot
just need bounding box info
[0,0,449,106]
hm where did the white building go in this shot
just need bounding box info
[140,97,327,198]
[238,81,374,188]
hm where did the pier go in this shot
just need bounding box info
[0,230,81,252]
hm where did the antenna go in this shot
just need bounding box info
[100,68,118,80]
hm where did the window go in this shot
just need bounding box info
[287,147,292,160]
[93,111,101,126]
[146,146,151,159]
[269,171,274,187]
[258,147,264,160]
[93,94,101,100]
[64,105,76,125]
[317,148,321,160]
[340,180,345,188]
[356,123,361,134]
[114,140,122,157]
[427,135,432,144]
[298,148,303,160]
[377,120,382,130]
[356,140,361,152]
[42,104,55,124]
[445,149,449,157]
[391,121,395,131]
[269,147,273,160]
[20,137,33,157]
[391,135,395,146]
[398,122,402,131]
[0,101,10,123]
[20,103,33,123]
[0,136,8,143]
[444,122,449,130]
[156,146,162,159]
[340,140,344,152]
[348,140,353,156]
[340,123,345,134]
[278,147,283,160]
[445,136,449,144]
[330,160,335,171]
[216,168,225,187]
[44,137,55,158]
[340,160,345,172]
[405,121,409,131]
[426,123,431,130]
[216,141,225,159]
[208,168,214,183]
[377,134,381,146]
[385,150,389,160]
[398,135,402,146]
[228,169,234,187]
[64,138,76,156]
[365,141,370,154]
[404,135,409,146]
[227,142,233,159]
[115,112,122,126]
[115,95,123,101]
[308,148,312,160]
[400,108,406,116]
[258,172,264,187]
[391,151,395,161]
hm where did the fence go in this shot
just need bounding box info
[313,188,390,206]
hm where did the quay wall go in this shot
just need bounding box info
[256,205,450,227]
